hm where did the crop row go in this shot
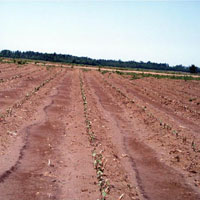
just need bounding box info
[0,71,60,121]
[100,73,200,157]
[0,67,44,85]
[79,73,110,200]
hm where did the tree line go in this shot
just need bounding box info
[0,50,198,73]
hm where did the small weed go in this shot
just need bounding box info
[172,130,179,137]
[131,74,140,80]
[192,140,196,152]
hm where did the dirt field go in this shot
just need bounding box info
[0,63,200,200]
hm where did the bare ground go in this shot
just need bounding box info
[0,63,199,200]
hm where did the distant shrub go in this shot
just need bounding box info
[115,70,124,75]
[131,74,140,80]
[17,60,26,65]
[101,70,109,74]
[130,72,200,81]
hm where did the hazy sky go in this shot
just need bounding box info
[0,1,200,66]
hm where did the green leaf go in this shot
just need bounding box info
[102,190,107,197]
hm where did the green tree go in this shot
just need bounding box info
[189,64,197,73]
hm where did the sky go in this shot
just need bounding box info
[0,1,200,67]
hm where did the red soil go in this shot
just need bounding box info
[0,63,199,200]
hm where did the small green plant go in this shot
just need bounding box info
[93,150,110,200]
[131,74,140,80]
[172,130,179,137]
[192,140,196,152]
[79,73,110,199]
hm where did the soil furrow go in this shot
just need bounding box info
[0,63,199,200]
[84,71,200,200]
[0,67,61,116]
[0,68,66,171]
[0,69,99,200]
[102,73,200,132]
[99,71,200,183]
[0,63,28,74]
[0,67,44,85]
